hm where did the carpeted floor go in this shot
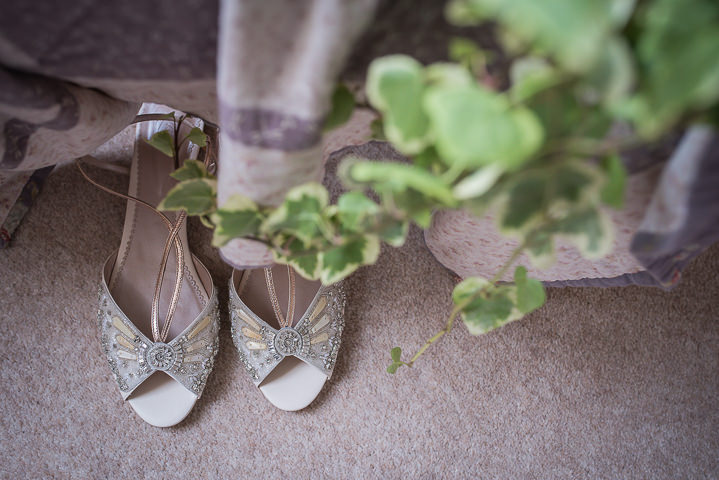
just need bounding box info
[1,129,718,479]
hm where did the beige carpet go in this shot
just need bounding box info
[1,131,718,479]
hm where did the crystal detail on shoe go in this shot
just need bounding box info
[274,328,303,356]
[145,343,176,371]
[228,278,346,386]
[98,273,220,400]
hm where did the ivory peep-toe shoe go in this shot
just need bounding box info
[82,104,220,427]
[229,265,345,411]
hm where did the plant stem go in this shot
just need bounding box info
[440,164,464,184]
[405,302,466,367]
[489,241,526,284]
[173,115,182,170]
[403,241,527,368]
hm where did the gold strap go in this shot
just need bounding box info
[77,157,185,343]
[264,265,296,328]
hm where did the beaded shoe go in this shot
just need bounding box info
[229,265,345,411]
[81,104,220,427]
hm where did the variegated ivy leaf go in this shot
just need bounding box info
[551,207,614,259]
[210,195,263,247]
[423,84,544,170]
[261,183,330,247]
[496,171,547,236]
[170,159,211,181]
[366,55,431,154]
[513,266,546,314]
[185,127,208,148]
[319,234,380,285]
[453,277,522,335]
[525,230,555,269]
[158,178,216,215]
[145,130,174,158]
[272,235,324,280]
[452,276,490,305]
[497,162,603,237]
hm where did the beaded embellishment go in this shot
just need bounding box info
[228,279,346,386]
[97,280,220,400]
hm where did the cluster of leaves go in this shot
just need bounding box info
[144,112,216,222]
[150,0,719,374]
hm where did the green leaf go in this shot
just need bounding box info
[185,127,208,147]
[445,0,486,26]
[510,57,563,103]
[498,163,602,236]
[198,215,214,229]
[272,235,323,280]
[261,183,330,246]
[460,290,517,335]
[366,55,431,154]
[609,0,636,27]
[210,195,263,247]
[289,252,322,280]
[448,38,487,75]
[459,0,615,73]
[378,218,409,247]
[158,178,216,215]
[600,154,627,208]
[526,85,611,140]
[391,347,402,362]
[630,0,719,137]
[369,118,386,141]
[423,85,544,170]
[579,36,635,106]
[387,363,399,374]
[412,147,441,171]
[452,164,504,200]
[453,277,525,334]
[409,208,432,229]
[498,172,546,235]
[145,130,174,158]
[345,160,457,207]
[551,207,613,259]
[379,187,435,229]
[452,276,489,305]
[170,159,210,181]
[425,63,475,88]
[324,84,355,131]
[513,266,546,314]
[319,234,380,284]
[336,192,379,233]
[525,230,555,269]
